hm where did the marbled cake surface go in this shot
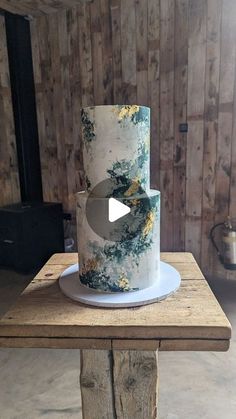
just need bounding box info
[81,105,150,194]
[77,190,160,292]
[78,105,160,292]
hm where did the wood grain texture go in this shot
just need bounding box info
[148,0,160,190]
[113,350,158,419]
[159,338,230,352]
[30,8,85,221]
[110,0,122,103]
[214,0,236,279]
[80,350,116,419]
[39,260,204,281]
[80,349,158,418]
[159,0,175,251]
[0,16,20,207]
[136,0,148,105]
[201,0,221,277]
[1,1,236,279]
[121,0,137,103]
[25,0,236,279]
[0,337,112,349]
[112,338,230,352]
[0,253,231,348]
[173,0,188,251]
[185,0,206,262]
[0,0,91,16]
[0,336,230,351]
[112,339,160,351]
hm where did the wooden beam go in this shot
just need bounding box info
[0,336,230,352]
[113,350,158,419]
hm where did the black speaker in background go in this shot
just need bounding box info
[0,202,64,273]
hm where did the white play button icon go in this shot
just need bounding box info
[108,198,131,222]
[85,178,151,242]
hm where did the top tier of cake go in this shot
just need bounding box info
[81,105,150,196]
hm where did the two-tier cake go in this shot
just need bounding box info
[77,105,160,292]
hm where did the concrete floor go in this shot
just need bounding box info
[0,270,235,419]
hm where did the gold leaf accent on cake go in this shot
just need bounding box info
[113,105,140,120]
[143,210,155,236]
[118,275,130,290]
[130,199,140,206]
[124,178,140,197]
[82,258,99,274]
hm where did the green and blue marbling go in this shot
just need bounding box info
[78,105,160,292]
[77,190,160,292]
[81,105,150,194]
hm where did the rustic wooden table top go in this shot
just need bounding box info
[0,252,231,351]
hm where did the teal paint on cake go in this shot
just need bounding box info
[81,108,95,149]
[106,139,149,196]
[77,190,160,292]
[77,105,160,292]
[80,268,139,293]
[81,105,150,194]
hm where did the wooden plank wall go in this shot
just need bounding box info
[0,15,20,206]
[0,1,91,16]
[30,0,236,279]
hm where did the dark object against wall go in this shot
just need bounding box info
[0,13,65,269]
[0,202,64,272]
[5,12,43,202]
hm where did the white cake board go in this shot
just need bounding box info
[59,261,181,308]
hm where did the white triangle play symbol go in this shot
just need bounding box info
[108,198,131,223]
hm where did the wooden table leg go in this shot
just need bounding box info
[80,349,159,419]
[80,349,116,419]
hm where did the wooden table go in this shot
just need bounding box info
[0,253,231,419]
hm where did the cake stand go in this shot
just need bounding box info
[59,261,181,308]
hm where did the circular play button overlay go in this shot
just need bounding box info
[85,178,151,242]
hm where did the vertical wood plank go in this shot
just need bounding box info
[78,2,94,107]
[136,0,148,105]
[100,0,114,104]
[49,12,68,208]
[90,0,104,104]
[216,0,235,221]
[36,15,57,204]
[173,0,188,251]
[214,0,236,278]
[230,24,236,218]
[70,7,84,194]
[111,0,122,103]
[160,0,175,250]
[201,0,221,276]
[113,350,158,419]
[80,349,116,419]
[148,0,160,189]
[65,8,81,211]
[121,0,137,103]
[186,0,206,262]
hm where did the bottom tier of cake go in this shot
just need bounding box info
[76,190,160,292]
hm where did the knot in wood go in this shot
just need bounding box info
[81,376,96,389]
[125,376,136,390]
[141,360,155,377]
